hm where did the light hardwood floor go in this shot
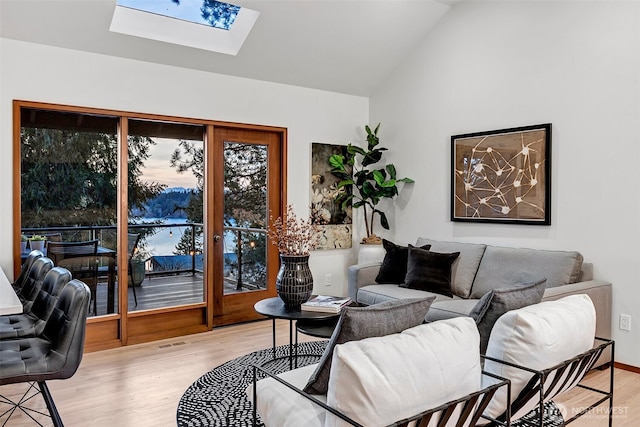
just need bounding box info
[1,319,638,426]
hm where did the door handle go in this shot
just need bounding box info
[213,234,221,242]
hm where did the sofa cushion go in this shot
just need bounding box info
[469,278,547,354]
[303,297,435,395]
[252,364,326,427]
[424,299,479,322]
[470,246,583,298]
[357,284,455,306]
[482,294,596,420]
[375,239,430,284]
[401,245,459,297]
[325,317,481,427]
[416,238,487,299]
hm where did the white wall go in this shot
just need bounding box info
[0,38,368,297]
[371,0,640,367]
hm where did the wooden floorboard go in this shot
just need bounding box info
[0,319,638,427]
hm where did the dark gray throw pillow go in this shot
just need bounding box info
[302,297,436,395]
[375,239,430,284]
[469,278,547,354]
[401,245,459,297]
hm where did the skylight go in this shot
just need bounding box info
[117,0,240,31]
[110,0,259,55]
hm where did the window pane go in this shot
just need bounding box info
[127,119,205,311]
[223,141,268,294]
[20,108,119,317]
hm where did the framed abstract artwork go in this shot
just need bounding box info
[310,143,352,249]
[451,123,551,225]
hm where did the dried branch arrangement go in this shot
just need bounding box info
[267,204,319,256]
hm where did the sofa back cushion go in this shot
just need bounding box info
[481,294,596,420]
[325,317,481,427]
[416,238,487,299]
[470,246,583,299]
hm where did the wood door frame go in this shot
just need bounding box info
[210,125,287,327]
[13,99,287,350]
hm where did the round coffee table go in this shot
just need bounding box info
[295,317,339,339]
[254,297,341,370]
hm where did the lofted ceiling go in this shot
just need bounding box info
[0,0,456,97]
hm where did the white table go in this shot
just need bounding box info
[0,267,22,315]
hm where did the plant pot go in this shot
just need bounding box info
[20,241,28,254]
[129,260,146,287]
[357,242,385,264]
[29,240,45,252]
[276,254,314,307]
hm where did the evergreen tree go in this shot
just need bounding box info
[21,128,164,227]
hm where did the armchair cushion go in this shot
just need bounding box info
[401,245,459,297]
[326,317,481,427]
[469,278,547,354]
[375,239,430,284]
[482,294,596,420]
[302,297,435,395]
[252,364,326,427]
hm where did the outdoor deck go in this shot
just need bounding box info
[92,273,260,316]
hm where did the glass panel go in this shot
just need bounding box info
[20,108,119,318]
[223,141,268,294]
[117,0,241,30]
[127,119,205,311]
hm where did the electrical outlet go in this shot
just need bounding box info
[619,314,631,331]
[325,274,332,286]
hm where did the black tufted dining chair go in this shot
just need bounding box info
[0,267,73,340]
[11,249,43,293]
[16,256,55,312]
[0,279,91,427]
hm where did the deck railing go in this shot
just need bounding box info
[21,223,267,290]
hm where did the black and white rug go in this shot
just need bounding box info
[177,340,328,427]
[176,340,564,427]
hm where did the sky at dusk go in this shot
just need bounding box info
[141,137,199,189]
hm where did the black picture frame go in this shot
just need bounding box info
[451,123,551,225]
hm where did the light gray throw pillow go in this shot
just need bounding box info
[469,278,547,354]
[302,297,436,395]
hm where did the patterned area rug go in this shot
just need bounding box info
[176,340,564,427]
[177,340,328,427]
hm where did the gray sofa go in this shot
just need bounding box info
[348,238,612,350]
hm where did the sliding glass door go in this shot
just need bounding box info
[15,101,286,349]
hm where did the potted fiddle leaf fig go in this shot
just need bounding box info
[329,123,414,244]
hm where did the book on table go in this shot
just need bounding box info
[301,295,352,313]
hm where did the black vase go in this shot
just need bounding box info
[276,254,313,307]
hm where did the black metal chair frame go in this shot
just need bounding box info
[127,233,141,306]
[0,380,64,426]
[482,337,614,427]
[47,240,99,314]
[251,365,511,427]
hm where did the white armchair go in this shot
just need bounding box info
[249,317,511,427]
[480,294,614,427]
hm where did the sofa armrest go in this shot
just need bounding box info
[347,262,382,301]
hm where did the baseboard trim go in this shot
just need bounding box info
[614,361,640,373]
